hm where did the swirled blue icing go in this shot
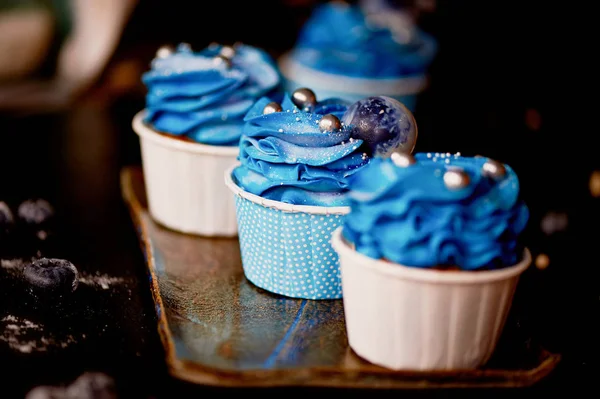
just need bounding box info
[232,94,370,207]
[343,153,529,270]
[142,43,280,146]
[290,2,437,78]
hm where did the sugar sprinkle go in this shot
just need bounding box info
[78,273,127,290]
[1,315,77,353]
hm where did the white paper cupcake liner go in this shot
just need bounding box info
[225,166,349,300]
[331,227,531,371]
[278,53,428,110]
[132,110,238,237]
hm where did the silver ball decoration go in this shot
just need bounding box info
[390,152,416,167]
[481,159,506,179]
[443,169,470,190]
[263,102,282,115]
[319,114,342,132]
[291,88,317,110]
[213,54,232,68]
[220,45,236,59]
[155,45,175,59]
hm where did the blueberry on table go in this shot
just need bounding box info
[26,372,117,399]
[66,372,117,399]
[342,96,417,157]
[18,198,54,226]
[23,258,79,295]
[0,201,13,225]
[1,201,16,256]
[1,200,14,233]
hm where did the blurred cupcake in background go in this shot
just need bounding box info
[133,43,280,237]
[332,152,531,370]
[279,1,436,111]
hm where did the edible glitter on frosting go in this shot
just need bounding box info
[142,43,281,146]
[232,94,370,207]
[342,153,529,270]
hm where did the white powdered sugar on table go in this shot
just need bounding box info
[0,315,76,353]
[0,258,28,270]
[78,272,127,290]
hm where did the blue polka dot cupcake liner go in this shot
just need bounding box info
[225,168,349,300]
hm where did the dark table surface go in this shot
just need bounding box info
[0,0,598,397]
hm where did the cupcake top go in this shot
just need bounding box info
[342,153,529,270]
[289,2,437,79]
[232,90,370,207]
[142,43,280,146]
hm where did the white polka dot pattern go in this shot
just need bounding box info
[234,196,345,300]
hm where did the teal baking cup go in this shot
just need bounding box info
[225,166,349,300]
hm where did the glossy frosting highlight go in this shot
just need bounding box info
[343,153,529,270]
[290,2,437,78]
[143,43,280,146]
[232,95,369,207]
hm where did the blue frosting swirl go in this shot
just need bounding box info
[142,43,280,146]
[342,153,529,270]
[289,3,437,78]
[232,94,370,207]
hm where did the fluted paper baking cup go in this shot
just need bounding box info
[133,110,238,237]
[331,227,531,371]
[225,167,349,300]
[279,53,427,110]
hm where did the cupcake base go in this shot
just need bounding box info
[132,110,238,237]
[278,53,428,111]
[331,227,531,371]
[225,166,349,300]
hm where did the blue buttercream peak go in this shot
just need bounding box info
[142,43,280,146]
[232,94,370,207]
[343,153,529,270]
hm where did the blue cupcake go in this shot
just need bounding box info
[225,90,417,300]
[279,2,437,110]
[331,152,532,370]
[133,43,280,236]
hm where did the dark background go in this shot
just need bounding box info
[0,0,597,397]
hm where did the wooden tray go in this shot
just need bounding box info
[120,166,560,388]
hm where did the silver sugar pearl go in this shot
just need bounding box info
[319,114,342,132]
[263,102,282,115]
[482,159,507,179]
[155,45,175,59]
[213,54,232,68]
[443,169,470,190]
[390,152,416,167]
[291,88,317,110]
[220,45,236,59]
